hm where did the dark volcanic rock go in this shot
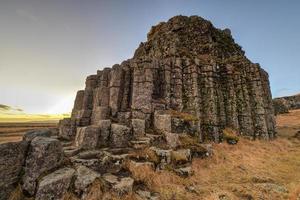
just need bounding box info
[0,141,28,200]
[59,15,276,145]
[22,137,64,196]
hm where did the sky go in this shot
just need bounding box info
[0,0,299,119]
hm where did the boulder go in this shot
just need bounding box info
[23,129,51,142]
[58,118,75,140]
[74,165,101,194]
[110,124,132,147]
[112,177,134,196]
[174,166,193,177]
[102,173,134,196]
[132,119,146,137]
[35,168,75,200]
[136,190,160,200]
[149,147,172,169]
[22,137,64,195]
[75,125,100,150]
[102,173,119,185]
[0,141,28,200]
[171,149,191,164]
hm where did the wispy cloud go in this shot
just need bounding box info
[0,103,70,122]
[0,104,24,113]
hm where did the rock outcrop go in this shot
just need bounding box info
[273,93,300,115]
[1,15,277,200]
[0,141,28,200]
[60,15,276,142]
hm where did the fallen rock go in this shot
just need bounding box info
[136,189,160,200]
[113,177,134,196]
[102,173,119,185]
[0,141,28,200]
[63,146,81,157]
[102,173,134,196]
[189,144,213,158]
[174,166,193,177]
[22,137,64,195]
[171,149,191,164]
[74,165,101,194]
[35,167,75,200]
[58,118,75,140]
[23,129,51,142]
[128,160,155,169]
[149,147,172,169]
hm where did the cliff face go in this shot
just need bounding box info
[60,15,276,142]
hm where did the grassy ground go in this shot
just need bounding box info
[0,122,57,143]
[127,110,300,200]
[3,111,300,199]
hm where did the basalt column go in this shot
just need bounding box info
[59,15,276,142]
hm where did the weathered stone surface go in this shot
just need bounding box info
[61,15,276,142]
[75,125,100,150]
[149,147,172,169]
[74,165,101,194]
[97,120,111,147]
[91,106,110,124]
[71,150,124,174]
[0,141,28,200]
[136,190,160,200]
[22,137,64,195]
[35,167,75,200]
[58,118,76,140]
[23,129,51,142]
[174,166,193,177]
[111,124,132,147]
[132,119,146,137]
[273,93,300,114]
[171,149,191,164]
[164,132,180,148]
[154,112,171,132]
[112,177,134,196]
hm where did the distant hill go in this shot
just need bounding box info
[273,93,300,115]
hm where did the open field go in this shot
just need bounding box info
[0,122,57,143]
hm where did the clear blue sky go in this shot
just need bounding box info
[0,0,299,114]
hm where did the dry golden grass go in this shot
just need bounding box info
[165,110,198,122]
[0,122,57,143]
[124,110,300,200]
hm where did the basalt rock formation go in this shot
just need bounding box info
[60,15,276,142]
[1,15,277,200]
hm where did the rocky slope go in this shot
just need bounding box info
[0,15,277,200]
[273,93,300,115]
